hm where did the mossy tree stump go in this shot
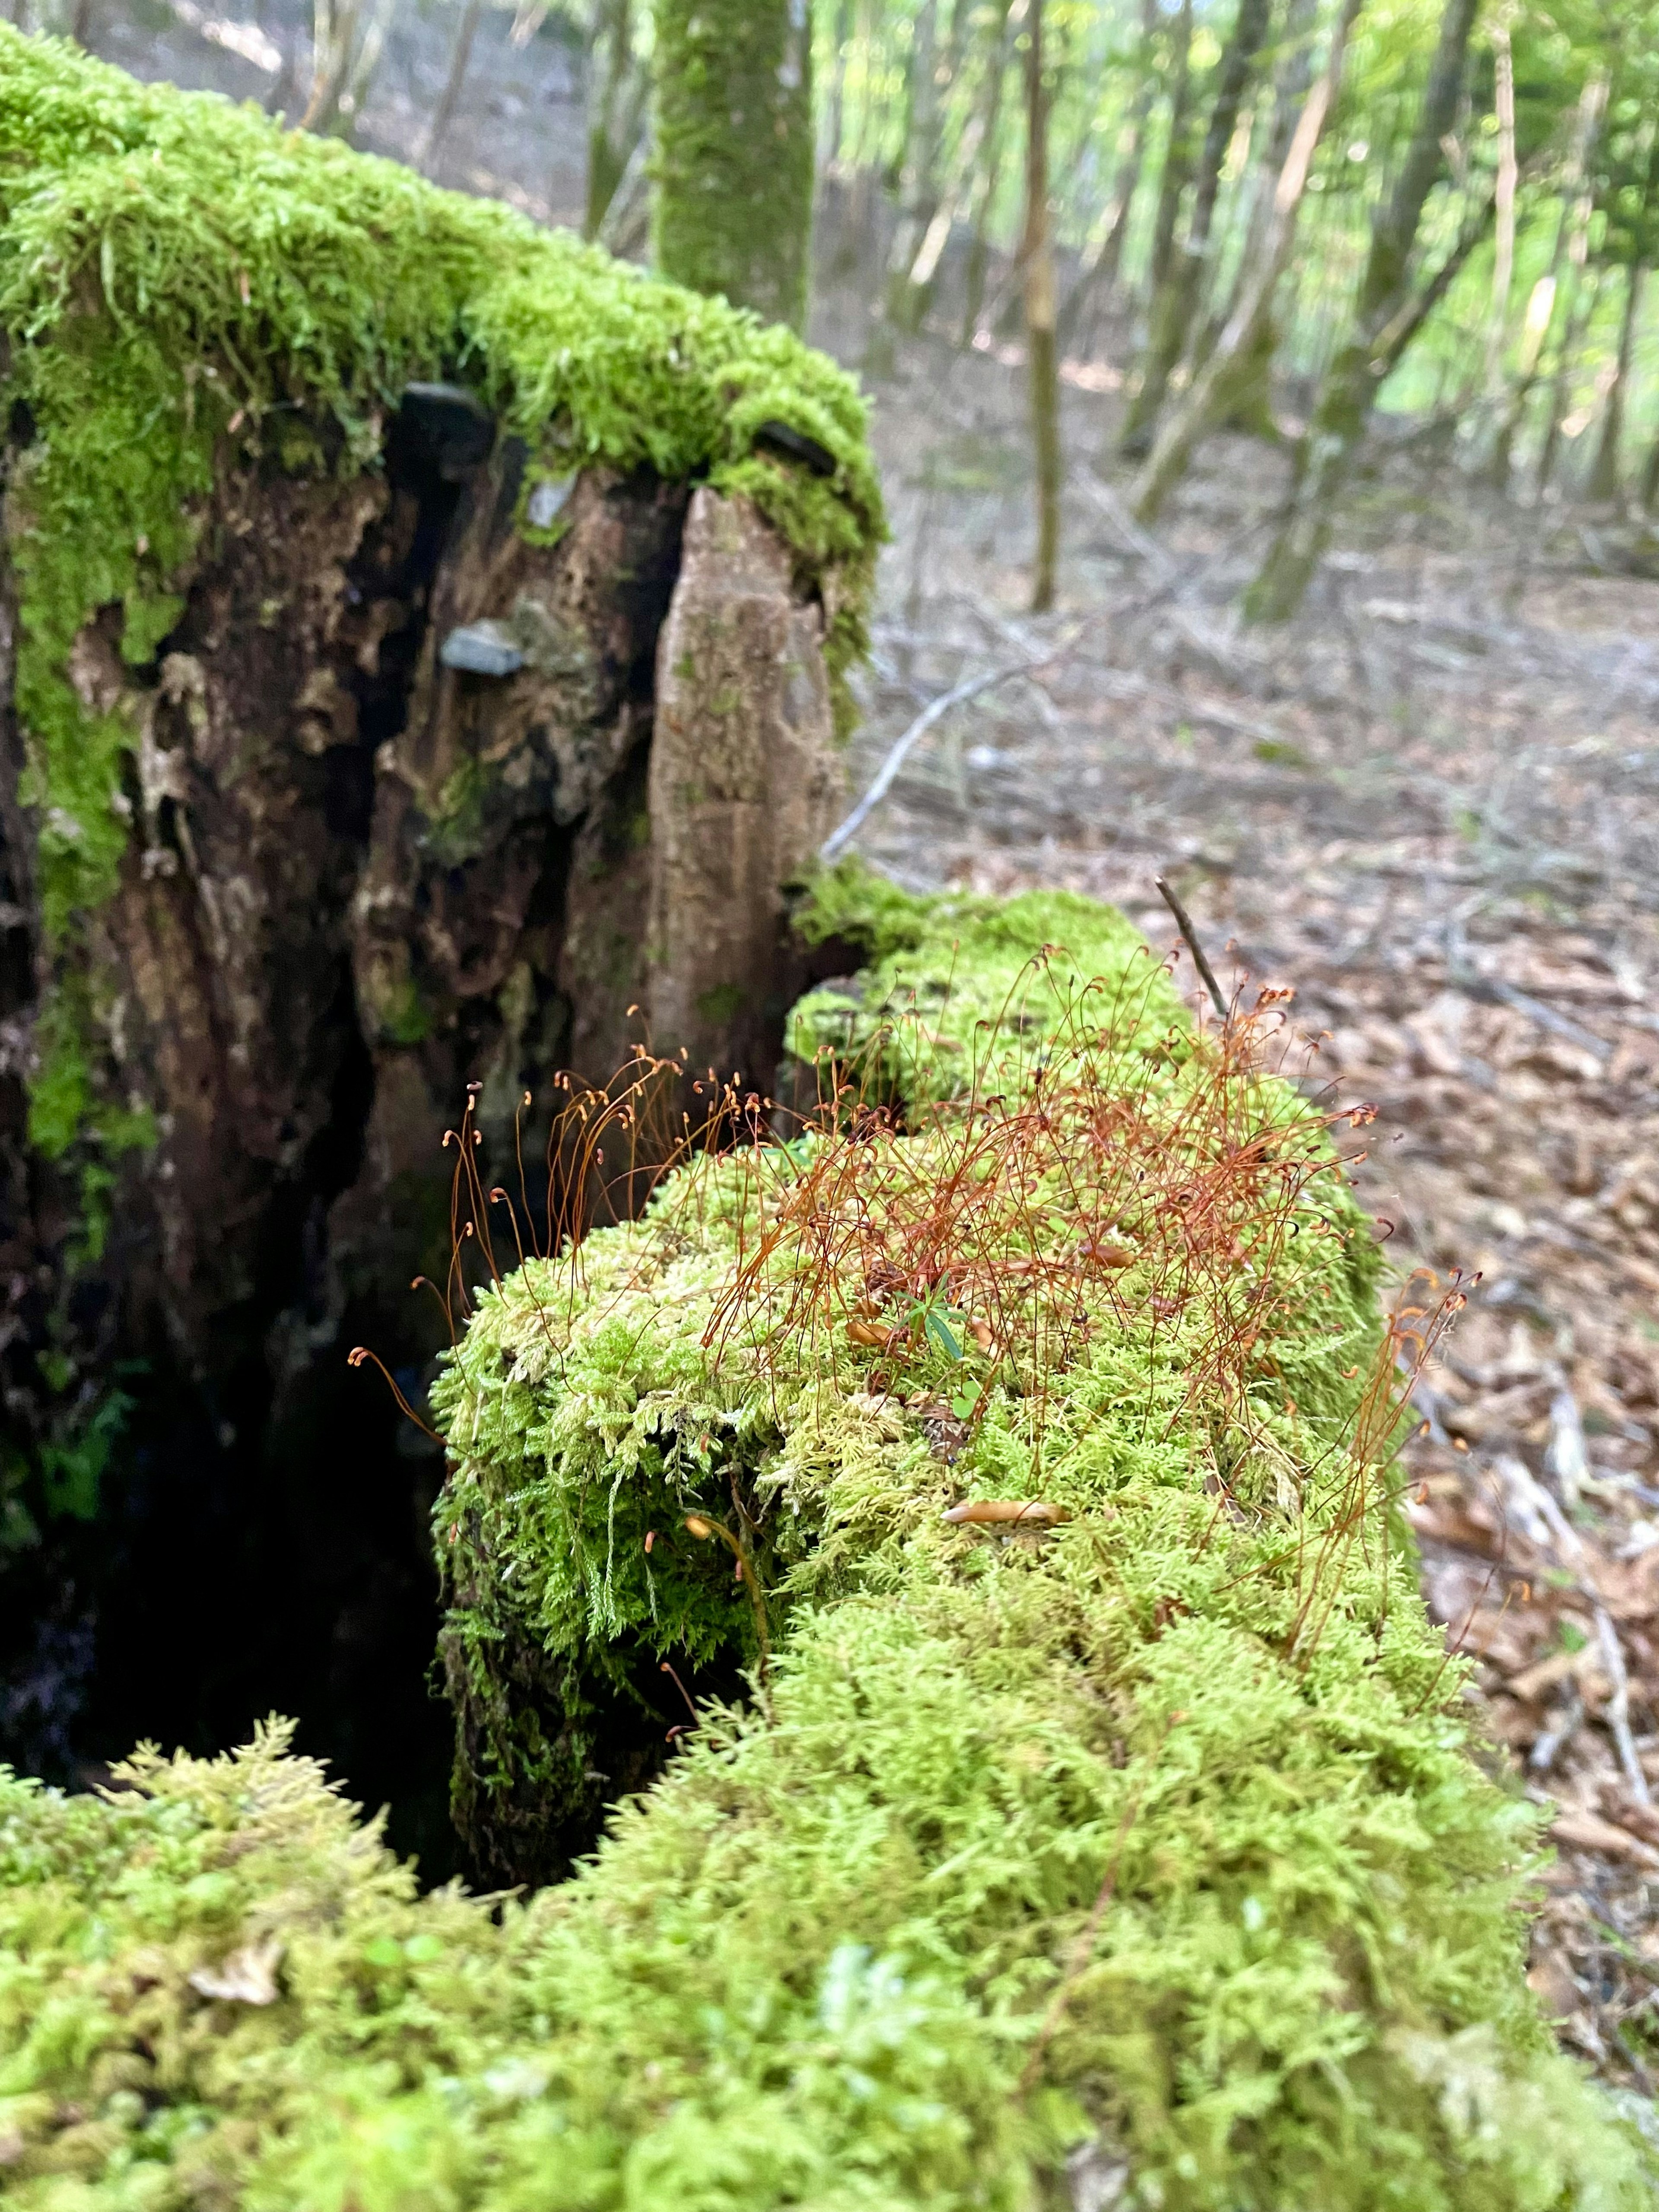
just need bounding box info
[0,33,878,1789]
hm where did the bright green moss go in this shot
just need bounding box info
[0,28,883,1159]
[790,861,1195,1100]
[0,877,1653,2205]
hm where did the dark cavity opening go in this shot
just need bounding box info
[0,404,496,1880]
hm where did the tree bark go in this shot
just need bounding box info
[0,404,839,1806]
[1024,0,1060,612]
[651,0,814,330]
[1243,0,1481,623]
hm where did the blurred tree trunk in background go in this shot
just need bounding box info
[299,0,395,137]
[1588,263,1646,502]
[885,0,941,326]
[652,0,814,328]
[1118,0,1272,458]
[1128,0,1359,523]
[423,0,484,168]
[960,0,1016,342]
[584,0,646,236]
[1483,73,1605,492]
[1138,0,1194,293]
[1024,0,1059,610]
[1057,0,1157,356]
[1244,0,1481,622]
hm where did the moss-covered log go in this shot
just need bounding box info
[1,868,1654,2208]
[0,32,878,1782]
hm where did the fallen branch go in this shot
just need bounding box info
[1155,874,1229,1021]
[1490,1453,1651,1807]
[821,656,1057,861]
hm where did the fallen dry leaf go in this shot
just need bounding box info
[188,1936,283,2005]
[1548,1809,1659,1869]
[943,1499,1071,1527]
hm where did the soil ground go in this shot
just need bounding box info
[52,0,1659,2092]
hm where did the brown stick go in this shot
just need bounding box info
[1155,875,1228,1021]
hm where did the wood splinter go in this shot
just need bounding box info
[943,1499,1072,1528]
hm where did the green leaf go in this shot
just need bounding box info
[924,1309,962,1361]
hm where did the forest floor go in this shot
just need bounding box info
[50,0,1659,2091]
[823,296,1659,2091]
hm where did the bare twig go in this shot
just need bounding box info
[1155,875,1228,1020]
[1491,1453,1651,1806]
[821,655,1061,861]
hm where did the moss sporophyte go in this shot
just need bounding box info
[0,26,883,1172]
[1,869,1655,2202]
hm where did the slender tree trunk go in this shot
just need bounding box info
[652,0,814,330]
[1587,131,1654,505]
[1586,264,1645,503]
[298,0,375,135]
[1056,0,1158,351]
[1130,0,1361,523]
[335,0,394,136]
[1025,0,1060,611]
[1643,423,1659,515]
[1486,266,1560,490]
[960,0,1015,342]
[1484,71,1604,489]
[1186,0,1320,396]
[424,0,486,169]
[1113,0,1193,455]
[1119,0,1272,456]
[1481,15,1517,394]
[1536,256,1600,497]
[886,0,942,327]
[1244,0,1481,623]
[1535,105,1608,499]
[1142,0,1195,303]
[904,109,986,306]
[820,0,855,173]
[584,0,644,236]
[897,0,1016,324]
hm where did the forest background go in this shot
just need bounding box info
[12,0,1659,2097]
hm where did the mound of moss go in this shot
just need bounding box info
[3,871,1650,2209]
[0,28,880,1083]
